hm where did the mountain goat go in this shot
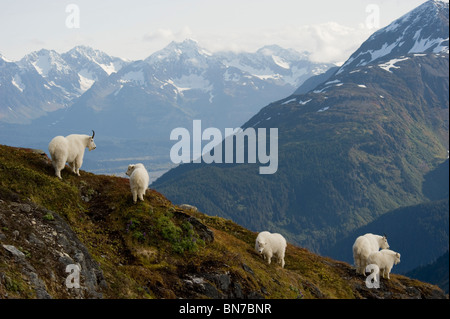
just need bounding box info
[126,163,149,204]
[353,233,389,275]
[367,249,401,279]
[255,231,287,268]
[48,131,96,179]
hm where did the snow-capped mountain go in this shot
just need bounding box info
[1,40,335,177]
[1,51,71,123]
[67,39,335,133]
[0,47,128,124]
[62,46,128,91]
[19,49,84,100]
[1,41,333,126]
[337,0,448,74]
[145,39,215,70]
[217,45,330,87]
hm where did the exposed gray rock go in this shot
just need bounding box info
[0,199,106,298]
[2,244,25,259]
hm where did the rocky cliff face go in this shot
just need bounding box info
[0,145,447,299]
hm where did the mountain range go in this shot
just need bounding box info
[1,41,334,178]
[152,0,449,280]
[0,41,333,128]
[60,40,331,138]
[0,46,128,124]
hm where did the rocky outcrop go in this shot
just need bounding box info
[0,199,106,298]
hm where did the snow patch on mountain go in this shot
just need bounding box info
[272,55,290,69]
[409,33,449,54]
[317,106,330,112]
[21,50,71,78]
[378,57,410,73]
[11,74,25,92]
[282,98,297,105]
[298,99,312,105]
[97,61,121,75]
[172,74,212,92]
[325,79,341,85]
[78,74,96,92]
[337,0,449,75]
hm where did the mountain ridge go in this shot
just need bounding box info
[0,46,129,124]
[337,0,448,75]
[0,41,334,125]
[1,40,335,178]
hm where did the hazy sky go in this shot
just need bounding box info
[0,0,428,63]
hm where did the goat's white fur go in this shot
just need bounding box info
[352,233,389,275]
[255,231,287,268]
[126,163,149,203]
[367,249,401,279]
[48,132,96,179]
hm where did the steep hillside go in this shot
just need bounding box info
[406,251,449,293]
[153,51,449,252]
[0,145,446,299]
[325,157,448,261]
[323,198,449,273]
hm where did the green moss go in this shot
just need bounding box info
[43,212,55,221]
[2,270,34,298]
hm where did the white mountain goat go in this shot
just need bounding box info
[255,231,287,268]
[367,249,401,279]
[48,130,96,179]
[126,163,149,204]
[352,233,389,275]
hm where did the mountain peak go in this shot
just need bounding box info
[19,49,71,77]
[0,52,12,64]
[337,0,449,74]
[145,38,213,64]
[64,45,120,62]
[170,38,200,48]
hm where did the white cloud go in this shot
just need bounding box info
[143,26,193,43]
[0,0,426,63]
[192,22,374,64]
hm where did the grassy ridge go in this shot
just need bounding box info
[0,144,446,299]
